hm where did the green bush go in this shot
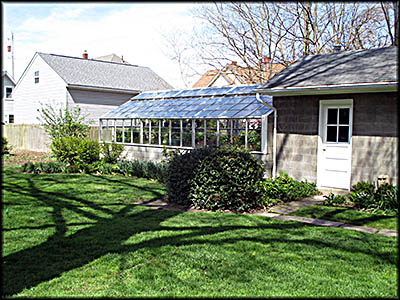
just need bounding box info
[21,161,67,174]
[2,137,13,154]
[323,193,351,206]
[97,162,119,175]
[100,142,125,164]
[259,171,317,205]
[50,136,100,172]
[188,145,265,212]
[117,159,168,183]
[348,181,398,212]
[167,146,216,206]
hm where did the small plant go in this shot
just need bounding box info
[323,193,351,206]
[2,137,13,154]
[100,142,125,164]
[21,161,66,173]
[116,159,168,183]
[348,181,398,213]
[259,171,317,205]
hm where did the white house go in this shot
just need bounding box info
[12,51,173,125]
[2,71,16,124]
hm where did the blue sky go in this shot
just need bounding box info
[2,2,206,88]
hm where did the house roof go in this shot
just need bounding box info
[37,52,173,92]
[95,53,128,64]
[101,84,272,120]
[2,71,16,85]
[256,46,398,95]
[192,61,286,88]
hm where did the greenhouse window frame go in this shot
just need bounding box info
[99,114,271,154]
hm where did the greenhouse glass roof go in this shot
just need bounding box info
[101,84,273,119]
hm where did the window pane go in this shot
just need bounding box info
[327,108,338,124]
[326,126,337,142]
[339,108,350,125]
[338,125,349,142]
[6,87,12,98]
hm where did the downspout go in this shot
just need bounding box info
[256,93,277,178]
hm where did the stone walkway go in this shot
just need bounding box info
[137,196,397,238]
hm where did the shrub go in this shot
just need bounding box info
[259,171,317,205]
[116,159,168,183]
[2,137,13,154]
[323,193,351,206]
[348,181,398,212]
[97,162,119,175]
[188,145,265,212]
[21,161,66,174]
[50,136,100,172]
[37,102,90,139]
[100,142,125,164]
[167,146,216,206]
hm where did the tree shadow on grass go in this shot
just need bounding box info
[2,173,397,296]
[301,206,397,228]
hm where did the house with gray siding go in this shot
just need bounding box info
[2,71,16,124]
[12,52,173,125]
[255,46,398,190]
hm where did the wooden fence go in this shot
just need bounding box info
[2,124,99,152]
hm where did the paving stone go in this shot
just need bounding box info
[339,224,378,234]
[377,229,398,237]
[256,212,280,218]
[272,215,343,227]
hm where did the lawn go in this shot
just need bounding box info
[289,205,398,230]
[2,166,398,298]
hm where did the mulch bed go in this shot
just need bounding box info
[2,150,53,166]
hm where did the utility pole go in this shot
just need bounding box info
[11,32,15,79]
[7,32,15,79]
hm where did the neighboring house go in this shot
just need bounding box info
[255,46,398,190]
[192,58,285,88]
[95,53,128,64]
[2,71,16,124]
[12,51,173,125]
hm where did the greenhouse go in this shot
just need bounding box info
[99,84,275,165]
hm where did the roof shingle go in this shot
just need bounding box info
[38,52,173,91]
[258,46,398,90]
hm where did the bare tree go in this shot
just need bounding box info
[164,2,397,86]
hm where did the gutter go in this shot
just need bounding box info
[255,82,397,96]
[67,84,141,95]
[256,93,277,178]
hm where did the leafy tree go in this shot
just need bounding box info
[37,102,90,139]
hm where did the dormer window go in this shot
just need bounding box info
[34,71,39,83]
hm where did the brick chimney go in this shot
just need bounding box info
[82,50,88,59]
[263,57,271,64]
[231,61,237,66]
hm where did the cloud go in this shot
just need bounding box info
[2,3,203,88]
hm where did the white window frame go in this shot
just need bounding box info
[34,71,39,84]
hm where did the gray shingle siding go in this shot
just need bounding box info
[38,52,173,91]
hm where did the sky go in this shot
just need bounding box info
[1,2,208,89]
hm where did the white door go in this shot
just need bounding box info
[317,99,353,190]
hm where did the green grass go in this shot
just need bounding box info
[2,167,398,298]
[289,204,398,230]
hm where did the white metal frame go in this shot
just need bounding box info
[99,116,269,154]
